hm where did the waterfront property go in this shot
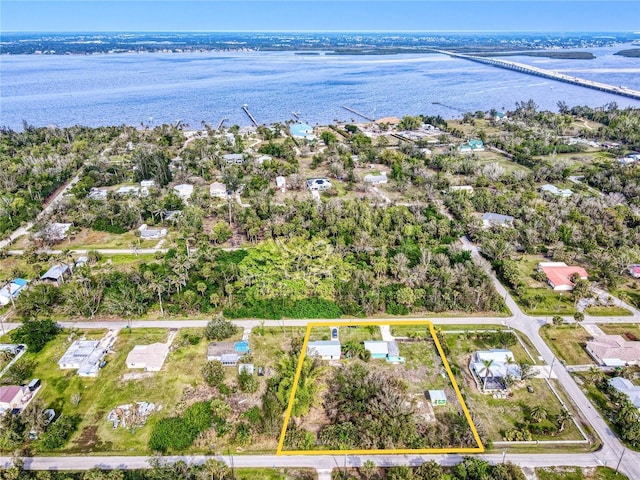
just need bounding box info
[290,122,315,140]
[538,262,588,291]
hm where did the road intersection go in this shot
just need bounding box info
[1,236,639,477]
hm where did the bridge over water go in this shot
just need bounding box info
[438,50,640,101]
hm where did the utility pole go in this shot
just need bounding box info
[548,356,557,380]
[615,448,626,474]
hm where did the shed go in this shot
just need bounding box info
[428,390,447,406]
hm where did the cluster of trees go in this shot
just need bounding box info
[338,458,525,480]
[591,371,640,447]
[1,458,241,480]
[0,125,123,237]
[288,362,478,451]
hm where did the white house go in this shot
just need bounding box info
[126,343,169,372]
[540,184,573,198]
[210,182,228,198]
[173,184,194,201]
[87,188,108,201]
[0,278,29,306]
[470,349,521,392]
[275,176,286,193]
[481,213,514,228]
[223,153,244,165]
[364,172,388,185]
[307,341,341,360]
[138,224,167,240]
[449,185,474,194]
[306,178,332,191]
[58,340,105,377]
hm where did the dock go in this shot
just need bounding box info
[438,50,640,101]
[242,104,259,127]
[342,106,375,122]
[216,118,227,131]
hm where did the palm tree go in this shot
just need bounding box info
[530,405,548,423]
[556,408,571,433]
[479,359,494,392]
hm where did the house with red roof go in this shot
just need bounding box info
[628,265,640,279]
[538,262,588,291]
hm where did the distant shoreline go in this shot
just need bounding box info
[614,48,640,58]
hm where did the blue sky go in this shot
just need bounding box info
[2,1,639,32]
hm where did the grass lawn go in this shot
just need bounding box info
[11,327,211,454]
[236,468,316,480]
[445,333,585,445]
[308,324,381,343]
[613,279,640,309]
[585,306,632,317]
[540,325,594,366]
[443,331,534,365]
[536,467,627,480]
[250,326,306,371]
[597,324,640,338]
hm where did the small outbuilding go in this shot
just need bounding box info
[428,390,447,406]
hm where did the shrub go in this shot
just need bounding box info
[10,319,60,353]
[204,315,238,341]
[0,359,36,386]
[238,369,258,393]
[148,401,213,452]
[202,361,225,388]
[39,415,81,450]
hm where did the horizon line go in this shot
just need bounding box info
[3,29,640,34]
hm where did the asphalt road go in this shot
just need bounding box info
[1,237,639,476]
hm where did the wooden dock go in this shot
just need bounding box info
[342,106,375,122]
[438,50,640,101]
[216,118,227,131]
[242,104,259,127]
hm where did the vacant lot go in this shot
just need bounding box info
[536,466,627,480]
[540,325,594,366]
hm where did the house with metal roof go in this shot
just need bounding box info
[481,212,514,228]
[223,153,245,165]
[364,340,404,363]
[428,390,447,406]
[40,264,71,285]
[470,349,521,392]
[609,377,640,408]
[0,386,26,413]
[364,172,388,185]
[0,278,29,305]
[306,341,341,360]
[540,184,573,198]
[58,340,106,377]
[210,182,228,198]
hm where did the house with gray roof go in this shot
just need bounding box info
[482,212,514,229]
[306,341,341,360]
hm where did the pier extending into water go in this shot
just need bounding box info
[342,106,375,122]
[242,104,259,127]
[439,50,640,101]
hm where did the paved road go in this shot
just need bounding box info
[2,236,639,476]
[0,172,81,250]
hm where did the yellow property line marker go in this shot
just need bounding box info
[276,319,484,455]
